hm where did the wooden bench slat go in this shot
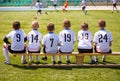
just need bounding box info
[24,64,120,68]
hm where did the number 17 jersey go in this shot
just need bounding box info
[59,29,76,53]
[93,30,113,52]
[27,30,42,52]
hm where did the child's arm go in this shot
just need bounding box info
[109,42,112,46]
[24,37,27,42]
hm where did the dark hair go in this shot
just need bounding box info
[37,0,39,2]
[12,21,20,30]
[47,23,55,31]
[63,19,71,28]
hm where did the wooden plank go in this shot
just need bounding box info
[24,64,120,68]
[12,52,120,56]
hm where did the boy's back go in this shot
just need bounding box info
[42,33,59,54]
[93,29,113,52]
[27,30,42,52]
[78,30,92,49]
[6,30,26,51]
[59,29,76,52]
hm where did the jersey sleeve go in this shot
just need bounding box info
[93,32,98,43]
[39,33,42,41]
[59,32,62,42]
[109,32,113,42]
[73,32,76,42]
[42,36,46,45]
[89,32,93,42]
[6,31,12,39]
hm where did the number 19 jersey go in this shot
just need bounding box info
[59,29,76,53]
[27,30,42,52]
[93,30,113,52]
[6,30,26,51]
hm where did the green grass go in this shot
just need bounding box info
[0,10,120,81]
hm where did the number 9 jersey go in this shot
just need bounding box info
[27,30,42,52]
[93,30,113,53]
[59,29,76,53]
[6,30,26,51]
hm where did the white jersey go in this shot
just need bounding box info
[112,0,117,4]
[6,30,26,51]
[53,0,57,4]
[59,28,76,52]
[93,29,113,52]
[42,32,60,54]
[35,2,42,10]
[82,0,86,6]
[78,30,92,49]
[27,30,42,52]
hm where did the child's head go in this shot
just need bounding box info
[81,22,88,31]
[12,21,21,30]
[47,23,55,32]
[31,20,39,30]
[63,19,71,28]
[98,20,106,29]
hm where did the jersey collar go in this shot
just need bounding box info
[65,28,70,30]
[33,29,38,30]
[49,32,54,34]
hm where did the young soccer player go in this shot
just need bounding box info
[59,19,76,64]
[53,0,57,11]
[3,21,27,64]
[34,0,48,19]
[93,20,113,62]
[27,21,42,63]
[78,22,95,64]
[81,0,87,15]
[62,0,68,13]
[112,0,119,13]
[42,23,60,64]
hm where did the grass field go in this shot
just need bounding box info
[0,10,120,81]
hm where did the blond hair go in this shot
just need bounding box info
[31,21,39,29]
[81,22,88,30]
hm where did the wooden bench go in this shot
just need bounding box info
[12,52,120,67]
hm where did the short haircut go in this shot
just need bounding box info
[63,19,71,28]
[98,20,106,27]
[31,20,39,29]
[47,23,55,31]
[81,22,88,30]
[12,21,20,30]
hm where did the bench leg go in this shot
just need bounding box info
[76,56,84,64]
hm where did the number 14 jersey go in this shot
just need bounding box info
[93,30,113,52]
[27,30,42,52]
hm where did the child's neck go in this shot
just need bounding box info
[100,27,105,30]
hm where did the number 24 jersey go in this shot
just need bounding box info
[93,30,113,52]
